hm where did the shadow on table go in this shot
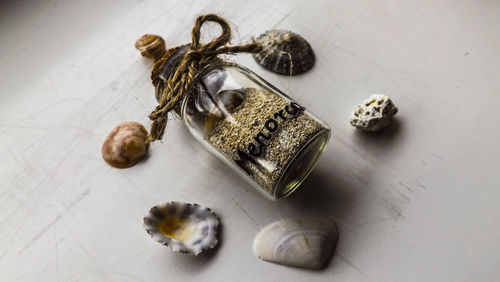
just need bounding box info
[159,116,404,272]
[283,165,360,271]
[285,166,359,221]
[280,119,405,271]
[352,118,404,151]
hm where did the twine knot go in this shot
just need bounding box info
[147,14,262,143]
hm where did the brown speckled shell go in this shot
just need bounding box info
[101,122,148,168]
[253,30,315,75]
[135,34,166,61]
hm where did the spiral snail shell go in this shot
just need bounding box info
[135,34,167,61]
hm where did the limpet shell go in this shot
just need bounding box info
[143,202,219,255]
[253,30,315,75]
[350,94,398,131]
[135,34,167,61]
[101,121,148,168]
[253,218,338,269]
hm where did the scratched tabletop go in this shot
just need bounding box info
[1,0,499,281]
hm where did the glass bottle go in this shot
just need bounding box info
[155,46,331,200]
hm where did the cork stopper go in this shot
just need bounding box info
[135,34,167,61]
[151,44,190,87]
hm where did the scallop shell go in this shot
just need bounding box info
[253,218,338,269]
[143,202,219,255]
[350,94,398,131]
[135,34,166,61]
[253,30,315,75]
[101,121,148,168]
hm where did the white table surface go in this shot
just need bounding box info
[1,0,499,281]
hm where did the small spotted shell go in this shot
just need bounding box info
[253,30,315,75]
[135,34,166,61]
[143,202,220,255]
[101,121,148,168]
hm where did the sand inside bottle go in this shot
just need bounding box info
[206,88,324,194]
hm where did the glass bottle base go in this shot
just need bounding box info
[273,129,331,199]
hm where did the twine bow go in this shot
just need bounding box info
[147,14,262,143]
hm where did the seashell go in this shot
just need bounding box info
[195,69,228,113]
[203,89,245,137]
[101,121,148,168]
[253,30,315,75]
[143,202,219,255]
[195,87,216,114]
[350,94,398,131]
[135,34,167,61]
[202,68,228,97]
[253,218,338,269]
[213,89,245,116]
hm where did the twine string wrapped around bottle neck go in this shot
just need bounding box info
[147,14,262,143]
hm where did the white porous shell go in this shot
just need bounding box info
[143,202,219,255]
[253,218,338,269]
[350,94,398,131]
